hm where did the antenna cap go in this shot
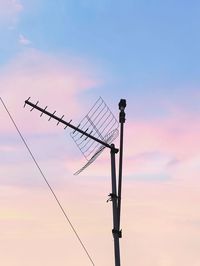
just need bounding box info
[119,99,126,111]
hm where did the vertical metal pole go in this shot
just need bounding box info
[110,144,121,266]
[118,99,126,230]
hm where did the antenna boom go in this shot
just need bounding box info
[24,99,118,152]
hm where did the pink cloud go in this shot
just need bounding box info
[65,106,200,181]
[126,116,200,158]
[0,48,103,183]
[118,108,200,181]
[0,49,101,135]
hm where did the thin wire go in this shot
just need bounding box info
[0,97,95,266]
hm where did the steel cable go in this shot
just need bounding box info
[0,97,95,266]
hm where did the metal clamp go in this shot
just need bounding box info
[112,229,122,238]
[107,193,118,202]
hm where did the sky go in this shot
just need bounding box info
[0,0,200,265]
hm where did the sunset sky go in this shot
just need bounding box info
[1,1,200,265]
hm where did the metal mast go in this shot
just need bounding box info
[117,99,126,231]
[24,97,126,266]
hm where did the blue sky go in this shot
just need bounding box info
[2,1,200,86]
[1,0,198,119]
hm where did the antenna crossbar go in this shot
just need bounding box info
[24,99,118,152]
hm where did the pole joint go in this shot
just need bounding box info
[110,144,119,154]
[119,110,126,123]
[112,229,122,238]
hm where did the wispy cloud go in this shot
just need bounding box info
[70,106,200,181]
[0,48,101,133]
[0,0,23,26]
[121,113,200,182]
[19,34,31,45]
[0,48,102,178]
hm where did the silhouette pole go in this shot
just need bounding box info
[110,144,121,266]
[24,97,126,266]
[117,99,126,230]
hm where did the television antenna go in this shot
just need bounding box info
[24,96,126,266]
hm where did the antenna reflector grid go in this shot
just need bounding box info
[70,97,119,174]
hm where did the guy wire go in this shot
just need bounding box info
[0,97,95,266]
